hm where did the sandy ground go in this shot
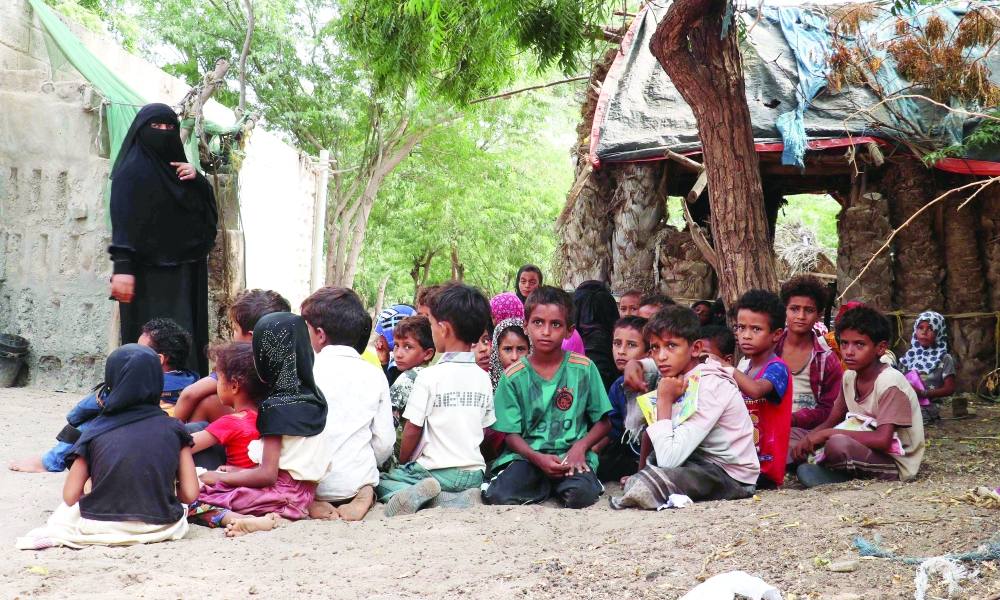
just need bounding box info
[0,387,997,600]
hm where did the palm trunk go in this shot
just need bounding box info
[942,188,993,392]
[610,163,665,294]
[884,161,945,342]
[836,191,892,310]
[555,47,618,288]
[981,181,1000,314]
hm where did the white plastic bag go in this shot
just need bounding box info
[680,571,782,600]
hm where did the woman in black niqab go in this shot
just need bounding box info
[573,280,620,389]
[109,103,218,375]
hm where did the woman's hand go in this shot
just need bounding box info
[170,162,196,181]
[110,274,135,303]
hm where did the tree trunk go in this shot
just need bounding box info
[884,161,945,341]
[836,191,892,310]
[410,249,435,304]
[373,274,391,323]
[648,0,779,306]
[981,181,1000,314]
[942,190,993,392]
[450,244,465,282]
[557,168,614,286]
[324,118,435,288]
[610,163,665,294]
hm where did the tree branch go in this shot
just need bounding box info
[469,76,589,105]
[237,0,255,118]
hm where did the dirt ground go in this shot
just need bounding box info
[0,387,997,600]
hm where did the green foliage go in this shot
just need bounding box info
[779,194,840,251]
[353,86,577,305]
[338,0,614,104]
[923,110,1000,164]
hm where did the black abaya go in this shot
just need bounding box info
[119,260,209,375]
[109,104,217,375]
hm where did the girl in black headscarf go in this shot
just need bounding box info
[573,280,621,389]
[514,264,543,303]
[16,345,198,550]
[109,103,218,375]
[193,313,331,535]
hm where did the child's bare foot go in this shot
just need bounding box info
[337,486,375,521]
[8,456,48,473]
[307,501,341,520]
[225,513,283,537]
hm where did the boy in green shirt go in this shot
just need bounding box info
[483,286,612,509]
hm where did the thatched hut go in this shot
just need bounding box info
[557,1,1000,392]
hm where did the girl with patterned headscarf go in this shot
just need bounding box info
[900,311,956,423]
[192,313,332,535]
[489,318,531,389]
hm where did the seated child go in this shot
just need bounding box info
[793,306,925,487]
[192,313,332,536]
[389,316,437,423]
[482,286,612,509]
[729,290,793,488]
[899,311,956,424]
[300,287,395,522]
[491,291,525,324]
[10,318,198,473]
[175,289,290,424]
[617,289,642,317]
[777,276,844,449]
[17,345,198,550]
[189,343,263,470]
[483,317,531,463]
[375,304,418,386]
[609,307,759,509]
[473,321,495,373]
[637,293,676,319]
[595,316,649,482]
[691,300,713,326]
[698,324,735,365]
[376,284,495,516]
[489,317,531,389]
[416,284,444,318]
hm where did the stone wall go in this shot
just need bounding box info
[0,0,321,390]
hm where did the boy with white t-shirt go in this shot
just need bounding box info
[376,284,496,517]
[301,287,395,522]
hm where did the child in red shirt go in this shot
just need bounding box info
[728,290,793,488]
[190,343,263,469]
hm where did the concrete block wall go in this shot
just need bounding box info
[0,83,113,390]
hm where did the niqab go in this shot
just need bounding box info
[252,312,328,437]
[110,103,218,267]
